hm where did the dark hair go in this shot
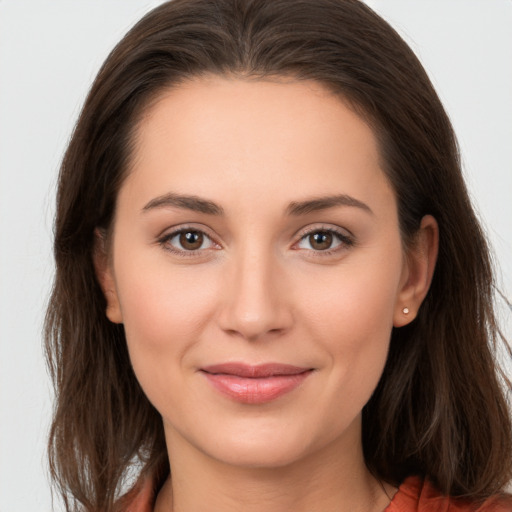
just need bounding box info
[45,0,512,510]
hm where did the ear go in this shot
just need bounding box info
[393,215,439,327]
[93,228,123,324]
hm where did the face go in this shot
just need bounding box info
[97,76,435,470]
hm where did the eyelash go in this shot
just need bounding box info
[158,225,220,257]
[293,226,355,257]
[157,225,354,257]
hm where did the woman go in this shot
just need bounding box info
[45,0,512,511]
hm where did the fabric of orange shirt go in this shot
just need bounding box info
[125,475,512,511]
[386,477,512,512]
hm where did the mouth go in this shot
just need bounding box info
[200,363,314,404]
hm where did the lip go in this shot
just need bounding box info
[200,363,313,404]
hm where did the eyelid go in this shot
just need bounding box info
[292,224,355,253]
[294,223,354,242]
[156,222,354,257]
[157,224,222,256]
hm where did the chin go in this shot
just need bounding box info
[180,414,354,471]
[209,437,316,470]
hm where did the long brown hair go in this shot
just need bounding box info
[45,0,512,510]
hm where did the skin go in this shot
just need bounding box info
[95,76,438,512]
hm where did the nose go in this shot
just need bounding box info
[217,247,293,341]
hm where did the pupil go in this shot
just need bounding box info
[310,231,332,250]
[180,231,203,250]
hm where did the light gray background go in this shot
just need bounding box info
[1,1,511,510]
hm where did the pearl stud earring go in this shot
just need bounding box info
[402,307,410,315]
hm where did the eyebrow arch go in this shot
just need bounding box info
[286,194,373,216]
[142,193,224,215]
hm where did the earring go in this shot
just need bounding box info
[402,307,410,315]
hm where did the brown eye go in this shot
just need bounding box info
[296,228,350,253]
[308,231,333,250]
[179,231,204,250]
[162,228,217,255]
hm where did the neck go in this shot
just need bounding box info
[154,419,394,512]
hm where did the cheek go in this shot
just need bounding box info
[315,285,393,391]
[301,258,402,343]
[113,255,219,393]
[117,251,220,330]
[297,249,404,399]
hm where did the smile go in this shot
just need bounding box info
[200,363,314,404]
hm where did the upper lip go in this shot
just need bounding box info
[201,363,311,378]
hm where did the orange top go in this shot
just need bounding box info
[385,477,512,512]
[126,475,512,512]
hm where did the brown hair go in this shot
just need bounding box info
[45,0,512,510]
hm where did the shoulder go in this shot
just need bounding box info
[386,476,512,512]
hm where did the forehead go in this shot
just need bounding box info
[123,76,394,215]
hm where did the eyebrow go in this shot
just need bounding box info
[141,192,373,217]
[286,194,373,216]
[142,193,224,215]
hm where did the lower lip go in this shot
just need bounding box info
[202,371,312,404]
